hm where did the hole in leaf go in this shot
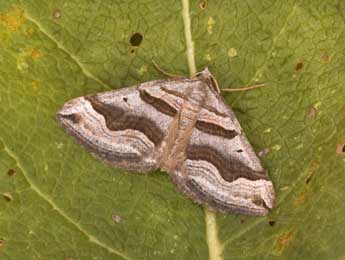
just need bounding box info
[295,61,304,71]
[306,176,312,184]
[268,220,276,227]
[130,32,143,47]
[7,169,15,176]
[112,214,121,223]
[236,149,243,153]
[53,9,61,19]
[199,1,207,9]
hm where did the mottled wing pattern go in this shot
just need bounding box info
[57,78,192,173]
[170,84,275,215]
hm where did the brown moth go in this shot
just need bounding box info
[57,68,275,216]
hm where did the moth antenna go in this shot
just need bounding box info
[222,83,266,92]
[152,60,184,78]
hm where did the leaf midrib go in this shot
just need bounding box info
[181,1,223,260]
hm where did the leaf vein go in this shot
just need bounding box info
[0,138,132,260]
[181,1,223,260]
[231,1,298,106]
[22,8,111,90]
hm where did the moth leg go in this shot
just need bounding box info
[210,76,221,93]
[222,83,265,92]
[152,60,185,78]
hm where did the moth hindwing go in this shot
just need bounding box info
[57,68,275,216]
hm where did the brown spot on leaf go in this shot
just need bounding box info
[295,61,303,71]
[307,106,317,118]
[268,220,276,227]
[199,1,207,10]
[65,258,75,260]
[322,53,330,63]
[0,7,25,31]
[24,28,34,37]
[274,231,294,255]
[53,9,61,19]
[31,49,42,59]
[240,219,245,224]
[7,169,16,176]
[3,192,13,202]
[295,192,306,205]
[130,32,143,47]
[0,239,5,248]
[31,80,40,92]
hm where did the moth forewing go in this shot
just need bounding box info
[57,68,275,216]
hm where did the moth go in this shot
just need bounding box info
[57,68,275,216]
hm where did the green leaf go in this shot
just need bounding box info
[0,1,344,259]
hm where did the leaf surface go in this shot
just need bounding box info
[0,1,344,259]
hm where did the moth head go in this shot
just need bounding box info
[194,67,219,93]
